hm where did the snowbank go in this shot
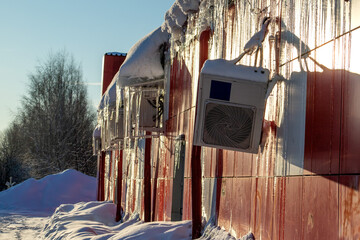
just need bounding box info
[41,201,192,240]
[0,169,96,214]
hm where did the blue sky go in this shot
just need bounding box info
[0,1,173,132]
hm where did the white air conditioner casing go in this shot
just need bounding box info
[139,89,164,132]
[193,59,270,153]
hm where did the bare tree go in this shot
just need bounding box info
[17,51,96,178]
[0,121,29,190]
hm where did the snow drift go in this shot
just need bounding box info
[41,201,192,240]
[0,169,96,214]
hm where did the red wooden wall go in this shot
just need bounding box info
[101,53,126,95]
[97,1,360,239]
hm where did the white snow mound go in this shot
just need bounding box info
[0,169,96,214]
[41,201,192,240]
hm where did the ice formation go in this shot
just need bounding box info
[104,75,117,108]
[97,94,105,110]
[93,124,101,138]
[177,0,200,13]
[162,2,187,42]
[197,0,214,32]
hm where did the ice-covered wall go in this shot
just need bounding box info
[96,0,360,238]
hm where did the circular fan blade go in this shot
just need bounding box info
[203,102,254,149]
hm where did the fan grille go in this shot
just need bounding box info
[203,102,254,149]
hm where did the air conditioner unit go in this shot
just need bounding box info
[139,89,164,132]
[193,59,270,153]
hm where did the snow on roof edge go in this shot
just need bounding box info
[117,27,169,87]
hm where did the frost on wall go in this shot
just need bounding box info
[117,27,169,87]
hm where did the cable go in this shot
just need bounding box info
[279,25,360,68]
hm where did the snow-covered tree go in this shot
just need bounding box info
[17,51,96,178]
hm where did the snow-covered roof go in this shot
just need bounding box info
[117,27,169,87]
[201,59,269,83]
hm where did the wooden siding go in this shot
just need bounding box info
[97,0,360,239]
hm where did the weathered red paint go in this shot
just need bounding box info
[217,178,232,231]
[191,145,202,238]
[251,177,275,239]
[302,176,339,239]
[305,67,341,174]
[102,53,126,95]
[339,175,360,238]
[234,152,253,177]
[151,147,160,222]
[231,178,252,236]
[96,155,101,201]
[116,150,123,222]
[98,151,106,201]
[341,70,360,173]
[108,152,112,200]
[182,178,192,220]
[215,149,223,225]
[281,177,302,240]
[191,28,211,238]
[144,133,152,222]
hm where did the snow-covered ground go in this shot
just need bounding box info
[0,169,192,240]
[0,169,250,240]
[0,212,49,240]
[41,201,192,239]
[0,169,96,240]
